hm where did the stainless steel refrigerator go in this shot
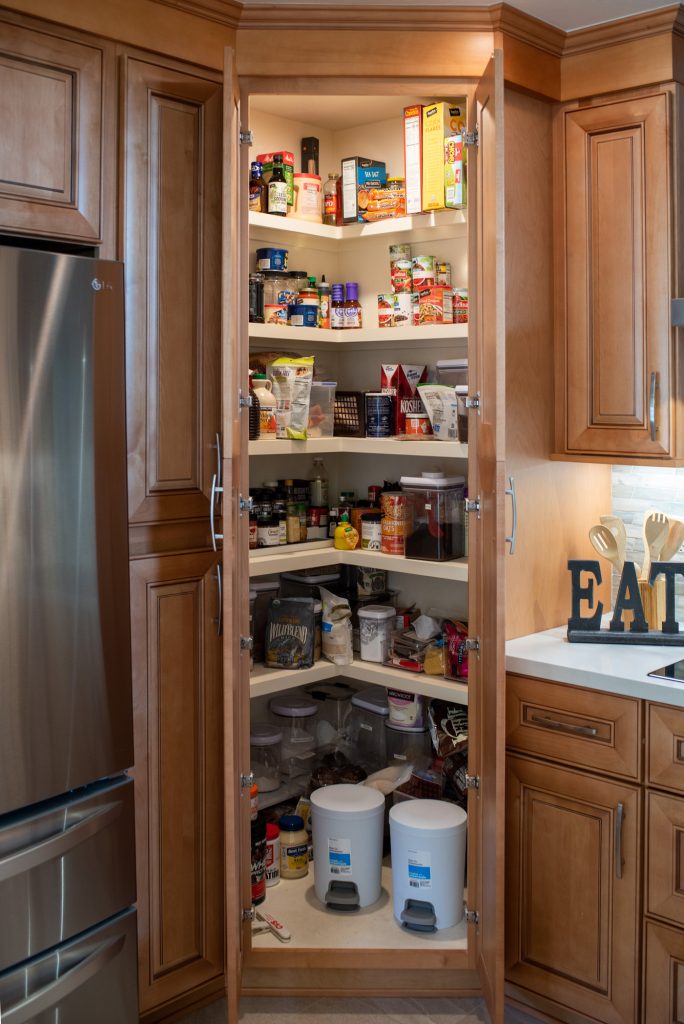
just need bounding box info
[0,246,138,1022]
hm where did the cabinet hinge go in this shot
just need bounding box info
[242,907,256,922]
[463,128,479,147]
[465,774,480,790]
[239,494,253,516]
[465,909,479,925]
[673,298,684,326]
[239,129,254,146]
[238,389,253,409]
[464,637,480,653]
[240,635,254,652]
[465,392,480,412]
[464,497,481,519]
[240,771,255,790]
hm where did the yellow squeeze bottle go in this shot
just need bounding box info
[334,512,359,550]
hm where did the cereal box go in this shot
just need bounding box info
[444,135,466,209]
[381,364,428,434]
[403,104,423,215]
[421,102,466,211]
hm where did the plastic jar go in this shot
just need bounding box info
[250,724,282,793]
[279,814,309,879]
[358,605,395,663]
[261,269,290,306]
[384,721,432,768]
[269,694,318,779]
[265,823,280,886]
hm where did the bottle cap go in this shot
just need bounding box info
[251,161,263,174]
[345,282,359,301]
[308,275,317,287]
[332,284,345,300]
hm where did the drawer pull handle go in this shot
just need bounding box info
[615,801,624,880]
[528,713,599,738]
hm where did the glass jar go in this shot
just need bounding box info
[250,724,282,793]
[261,270,290,307]
[279,814,309,879]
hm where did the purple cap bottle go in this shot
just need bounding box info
[345,282,359,301]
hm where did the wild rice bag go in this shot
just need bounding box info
[264,597,315,669]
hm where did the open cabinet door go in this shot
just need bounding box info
[467,50,506,1024]
[222,46,250,1024]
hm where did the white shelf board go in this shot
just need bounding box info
[249,209,467,249]
[249,542,469,582]
[250,659,468,704]
[255,778,308,811]
[248,322,467,348]
[249,437,467,458]
[250,864,468,951]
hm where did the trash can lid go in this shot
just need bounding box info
[389,798,467,835]
[311,783,384,815]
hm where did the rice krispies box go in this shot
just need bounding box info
[381,364,428,435]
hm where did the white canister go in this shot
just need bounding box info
[289,173,323,222]
[311,783,385,909]
[389,799,467,931]
[358,605,395,663]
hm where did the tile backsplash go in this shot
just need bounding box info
[611,466,684,620]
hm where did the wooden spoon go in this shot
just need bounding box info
[589,524,623,574]
[599,515,627,571]
[642,511,670,581]
[660,518,684,562]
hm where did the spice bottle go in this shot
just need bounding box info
[279,814,309,879]
[331,283,346,330]
[267,155,288,216]
[344,282,363,329]
[249,161,266,213]
[323,173,339,225]
[318,276,331,328]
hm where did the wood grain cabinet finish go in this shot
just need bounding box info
[646,790,684,928]
[130,551,223,1018]
[506,754,640,1024]
[122,55,222,526]
[643,920,684,1023]
[0,19,105,241]
[555,89,674,460]
[648,702,684,794]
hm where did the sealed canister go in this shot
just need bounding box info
[251,814,267,905]
[411,255,435,289]
[392,293,412,326]
[365,393,393,438]
[361,512,383,550]
[381,524,406,556]
[405,412,432,436]
[249,273,264,323]
[378,294,395,328]
[386,177,406,216]
[289,304,317,327]
[279,815,309,879]
[256,246,288,271]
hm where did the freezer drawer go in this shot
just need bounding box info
[0,907,138,1024]
[0,776,136,972]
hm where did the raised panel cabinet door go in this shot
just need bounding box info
[130,550,223,1016]
[123,56,221,525]
[643,920,684,1023]
[506,755,640,1024]
[646,790,684,927]
[0,19,104,240]
[556,91,673,458]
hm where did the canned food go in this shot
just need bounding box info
[435,260,451,286]
[377,294,395,328]
[392,293,412,326]
[411,255,435,289]
[256,246,288,271]
[361,512,383,550]
[381,529,406,556]
[380,492,411,522]
[390,257,412,293]
[306,507,329,541]
[365,392,393,438]
[380,516,411,536]
[418,285,453,325]
[389,243,411,261]
[411,291,420,326]
[405,412,432,436]
[453,287,469,323]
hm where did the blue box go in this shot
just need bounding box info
[341,157,386,223]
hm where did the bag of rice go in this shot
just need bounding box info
[264,597,315,669]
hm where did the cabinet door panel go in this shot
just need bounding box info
[130,551,223,1015]
[643,920,684,1023]
[123,56,221,525]
[557,91,672,458]
[648,702,684,794]
[647,790,684,927]
[506,754,640,1024]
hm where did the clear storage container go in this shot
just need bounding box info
[400,473,465,562]
[279,570,341,600]
[358,605,395,663]
[269,694,319,780]
[385,721,432,770]
[304,681,355,748]
[250,724,282,793]
[308,381,337,438]
[455,385,469,443]
[436,358,468,387]
[349,686,388,771]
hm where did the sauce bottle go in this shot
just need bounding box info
[267,155,288,216]
[249,161,266,213]
[344,282,363,329]
[318,276,331,329]
[323,173,339,225]
[331,283,346,330]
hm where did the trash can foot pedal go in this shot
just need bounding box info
[401,899,437,932]
[325,880,359,912]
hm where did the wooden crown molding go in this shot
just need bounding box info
[488,2,564,56]
[563,3,684,54]
[152,0,242,28]
[236,4,497,32]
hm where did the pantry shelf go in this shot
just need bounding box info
[248,322,468,347]
[248,542,469,582]
[249,661,469,704]
[248,437,468,458]
[248,209,467,249]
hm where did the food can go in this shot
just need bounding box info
[361,513,383,550]
[256,246,288,271]
[392,293,412,326]
[365,392,393,438]
[264,303,289,326]
[288,304,318,327]
[389,243,411,261]
[306,507,329,540]
[411,291,420,326]
[418,285,454,325]
[377,293,395,328]
[381,522,406,556]
[453,287,469,323]
[390,255,412,293]
[380,492,410,520]
[411,255,435,289]
[351,505,377,535]
[265,823,280,886]
[405,412,432,436]
[435,260,451,286]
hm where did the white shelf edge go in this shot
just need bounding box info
[249,542,468,582]
[249,208,467,244]
[248,322,468,346]
[248,437,467,458]
[250,661,338,698]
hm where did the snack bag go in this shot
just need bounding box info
[319,587,353,666]
[268,356,314,439]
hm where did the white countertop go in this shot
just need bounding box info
[506,622,684,706]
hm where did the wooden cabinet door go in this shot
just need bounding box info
[643,920,684,1023]
[506,754,640,1024]
[555,90,673,459]
[0,17,105,241]
[122,55,222,526]
[130,550,223,1018]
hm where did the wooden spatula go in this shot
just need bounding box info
[599,515,627,572]
[642,511,670,581]
[660,518,684,562]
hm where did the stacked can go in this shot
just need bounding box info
[380,491,412,556]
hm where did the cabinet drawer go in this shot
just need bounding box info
[646,790,684,927]
[506,674,641,780]
[648,703,684,794]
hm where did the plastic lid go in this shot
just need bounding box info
[436,359,468,369]
[351,686,389,715]
[385,721,428,734]
[310,782,384,815]
[311,380,337,387]
[289,270,307,277]
[280,571,340,584]
[455,385,469,394]
[266,823,280,840]
[250,578,280,592]
[399,474,465,489]
[358,605,395,620]
[279,814,304,832]
[306,682,355,702]
[361,512,382,522]
[389,798,467,834]
[250,724,283,746]
[252,373,267,380]
[269,695,319,718]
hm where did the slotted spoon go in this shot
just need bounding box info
[589,524,623,574]
[642,511,670,581]
[599,515,627,572]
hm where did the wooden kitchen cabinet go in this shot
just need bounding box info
[554,88,680,461]
[0,15,109,242]
[643,920,684,1023]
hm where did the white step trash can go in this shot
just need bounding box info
[311,783,385,911]
[389,799,467,931]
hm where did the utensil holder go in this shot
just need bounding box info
[624,578,666,631]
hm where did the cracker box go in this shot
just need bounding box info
[444,135,466,209]
[256,150,295,206]
[403,104,423,215]
[421,102,466,211]
[381,363,428,434]
[341,156,386,222]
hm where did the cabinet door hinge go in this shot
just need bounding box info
[242,907,256,922]
[672,298,684,326]
[464,774,480,790]
[463,128,479,147]
[465,909,479,925]
[239,494,253,516]
[465,392,480,412]
[464,637,480,653]
[238,388,253,409]
[240,771,254,789]
[239,129,254,146]
[240,635,254,652]
[464,497,481,519]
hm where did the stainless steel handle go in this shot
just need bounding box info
[4,933,125,1023]
[212,431,222,489]
[214,563,223,637]
[505,475,517,554]
[528,713,599,738]
[210,473,223,552]
[615,802,624,880]
[0,801,122,883]
[649,372,657,442]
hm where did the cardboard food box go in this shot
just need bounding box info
[444,135,466,209]
[341,156,386,222]
[421,102,466,211]
[403,104,424,216]
[381,363,428,435]
[256,150,295,206]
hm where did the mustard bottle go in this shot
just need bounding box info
[334,512,359,550]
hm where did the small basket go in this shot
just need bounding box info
[334,391,365,437]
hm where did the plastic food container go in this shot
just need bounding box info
[250,724,282,793]
[279,570,341,600]
[305,681,356,747]
[311,783,385,910]
[256,246,288,271]
[387,688,425,728]
[250,578,280,663]
[358,605,395,663]
[349,686,389,770]
[405,412,432,436]
[436,358,468,387]
[384,721,432,769]
[289,304,317,328]
[399,473,465,561]
[308,382,337,438]
[455,385,469,443]
[269,694,319,779]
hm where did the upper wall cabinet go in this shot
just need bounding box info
[554,88,680,462]
[0,19,105,242]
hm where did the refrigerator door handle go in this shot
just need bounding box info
[3,932,125,1024]
[0,800,122,883]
